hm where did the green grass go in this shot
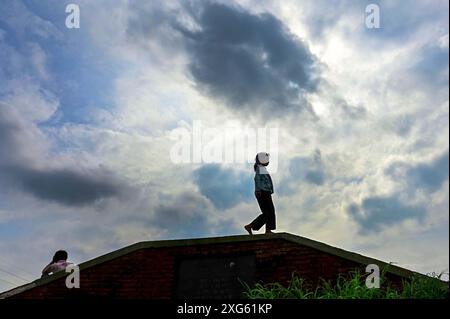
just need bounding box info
[242,271,449,299]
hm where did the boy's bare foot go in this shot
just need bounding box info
[244,225,253,235]
[265,230,274,234]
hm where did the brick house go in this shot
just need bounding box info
[0,232,424,299]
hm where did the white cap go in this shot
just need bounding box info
[257,152,270,165]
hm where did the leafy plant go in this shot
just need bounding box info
[242,270,449,299]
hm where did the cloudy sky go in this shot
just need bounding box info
[0,0,448,291]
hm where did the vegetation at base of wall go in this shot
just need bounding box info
[242,271,449,299]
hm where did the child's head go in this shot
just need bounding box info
[254,152,270,171]
[256,152,270,166]
[52,250,68,263]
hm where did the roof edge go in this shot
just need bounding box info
[277,233,424,279]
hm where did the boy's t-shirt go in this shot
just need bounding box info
[42,260,72,275]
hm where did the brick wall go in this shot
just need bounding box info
[11,238,404,299]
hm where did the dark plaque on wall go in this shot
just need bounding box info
[175,254,256,299]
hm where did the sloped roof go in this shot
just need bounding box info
[0,232,425,298]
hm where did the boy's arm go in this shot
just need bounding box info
[254,175,263,196]
[41,263,53,276]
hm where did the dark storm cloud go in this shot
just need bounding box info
[348,195,425,233]
[193,164,253,210]
[173,1,321,116]
[151,192,213,237]
[348,151,448,233]
[124,2,373,121]
[279,149,326,195]
[2,165,123,206]
[305,170,326,185]
[0,102,128,206]
[299,150,326,186]
[386,151,449,193]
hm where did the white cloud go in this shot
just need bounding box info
[29,43,49,81]
[438,33,449,49]
[2,79,58,123]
